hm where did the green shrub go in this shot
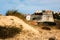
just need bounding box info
[0,26,22,39]
[53,13,60,20]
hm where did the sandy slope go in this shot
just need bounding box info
[0,16,60,40]
[0,16,39,34]
[0,16,40,40]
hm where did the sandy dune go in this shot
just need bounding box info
[0,16,40,40]
[0,16,60,40]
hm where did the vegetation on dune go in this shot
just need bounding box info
[53,13,60,20]
[49,37,55,40]
[6,10,25,20]
[55,20,60,29]
[0,26,22,39]
[42,27,51,30]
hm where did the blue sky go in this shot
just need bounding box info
[0,0,60,15]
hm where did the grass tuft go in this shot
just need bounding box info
[0,26,22,39]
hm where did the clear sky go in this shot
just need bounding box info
[0,0,60,15]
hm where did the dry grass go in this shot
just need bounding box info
[0,26,22,39]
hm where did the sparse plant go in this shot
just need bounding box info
[55,20,60,29]
[49,37,55,40]
[0,26,22,39]
[10,19,14,20]
[43,22,56,26]
[6,10,25,20]
[42,27,51,30]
